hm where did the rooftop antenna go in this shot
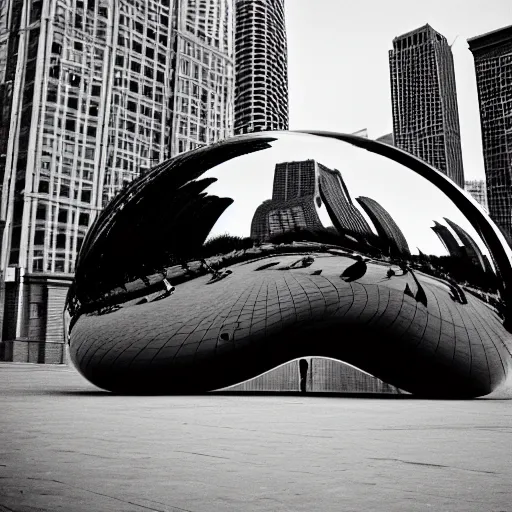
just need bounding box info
[450,35,459,48]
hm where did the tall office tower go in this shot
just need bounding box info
[465,179,489,212]
[102,1,175,205]
[468,26,512,240]
[356,197,410,256]
[234,0,288,134]
[389,24,465,188]
[170,0,234,156]
[0,0,234,361]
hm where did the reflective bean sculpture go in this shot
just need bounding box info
[66,132,512,397]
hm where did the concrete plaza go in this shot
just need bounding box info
[1,363,511,512]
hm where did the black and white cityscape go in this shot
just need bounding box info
[0,1,510,360]
[0,1,511,510]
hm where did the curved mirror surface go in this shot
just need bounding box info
[67,132,512,398]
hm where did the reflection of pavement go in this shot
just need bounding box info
[72,254,511,394]
[2,364,511,512]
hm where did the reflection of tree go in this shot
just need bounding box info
[72,137,275,307]
[409,253,499,294]
[266,227,383,257]
[202,234,253,258]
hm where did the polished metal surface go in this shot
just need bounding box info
[66,131,512,397]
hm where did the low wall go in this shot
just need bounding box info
[0,340,67,364]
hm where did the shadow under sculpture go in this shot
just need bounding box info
[66,132,512,398]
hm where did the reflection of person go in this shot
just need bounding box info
[398,261,409,275]
[409,269,427,307]
[386,268,396,279]
[446,277,467,305]
[150,278,176,302]
[279,255,315,271]
[201,259,218,276]
[341,255,367,282]
[289,256,315,269]
[299,359,309,393]
[206,269,233,284]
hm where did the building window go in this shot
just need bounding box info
[34,230,45,245]
[56,234,66,249]
[58,208,68,223]
[81,189,91,203]
[36,204,46,220]
[38,179,49,194]
[60,184,70,198]
[78,212,89,226]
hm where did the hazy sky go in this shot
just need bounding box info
[285,0,510,181]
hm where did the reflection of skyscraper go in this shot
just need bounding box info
[251,160,374,241]
[272,160,321,203]
[234,0,288,134]
[251,198,323,240]
[444,218,486,270]
[467,26,512,240]
[356,197,410,256]
[389,25,465,187]
[251,160,322,240]
[318,166,372,236]
[465,180,489,212]
[431,221,463,258]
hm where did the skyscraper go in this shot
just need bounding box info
[465,179,489,212]
[389,24,465,187]
[0,0,234,360]
[170,0,234,157]
[356,197,410,256]
[468,25,512,240]
[234,0,288,134]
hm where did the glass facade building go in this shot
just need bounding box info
[389,24,465,188]
[468,26,512,242]
[465,179,489,213]
[0,0,234,358]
